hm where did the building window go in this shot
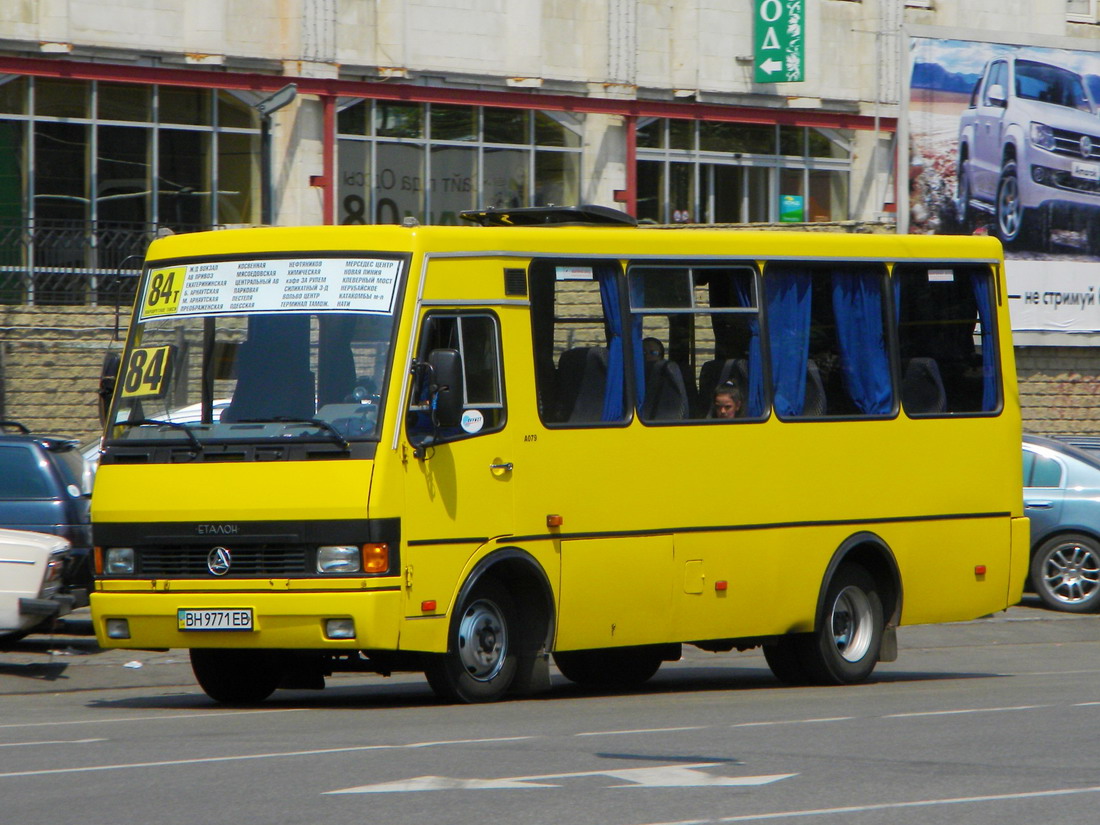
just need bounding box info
[1068,0,1099,22]
[636,119,852,224]
[0,76,261,304]
[337,101,583,226]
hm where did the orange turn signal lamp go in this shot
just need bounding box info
[363,542,389,573]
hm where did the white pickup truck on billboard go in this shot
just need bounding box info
[957,56,1100,252]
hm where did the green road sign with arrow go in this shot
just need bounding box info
[753,0,804,83]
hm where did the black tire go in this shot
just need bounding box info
[553,646,663,690]
[764,566,883,686]
[424,580,518,703]
[956,151,973,232]
[1030,533,1100,613]
[189,649,281,704]
[762,637,812,685]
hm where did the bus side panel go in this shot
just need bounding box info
[889,517,1014,626]
[670,529,823,641]
[555,535,673,650]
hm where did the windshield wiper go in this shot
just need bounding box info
[119,419,204,453]
[253,417,351,451]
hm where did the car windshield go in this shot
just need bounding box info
[1015,60,1092,112]
[107,254,403,448]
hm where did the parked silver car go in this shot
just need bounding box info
[1023,434,1100,612]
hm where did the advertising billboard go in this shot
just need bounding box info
[907,37,1100,337]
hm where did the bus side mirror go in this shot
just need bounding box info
[428,348,465,428]
[98,351,121,427]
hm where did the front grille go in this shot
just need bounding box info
[138,545,310,576]
[1051,128,1100,160]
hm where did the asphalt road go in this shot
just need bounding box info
[1,597,1099,825]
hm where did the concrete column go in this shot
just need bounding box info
[273,60,338,226]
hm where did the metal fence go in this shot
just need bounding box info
[0,219,212,306]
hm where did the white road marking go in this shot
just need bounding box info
[0,708,309,730]
[575,726,706,737]
[885,704,1045,718]
[326,763,797,794]
[729,717,854,728]
[636,784,1100,823]
[0,738,106,748]
[0,736,531,779]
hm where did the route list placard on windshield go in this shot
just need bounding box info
[139,257,401,320]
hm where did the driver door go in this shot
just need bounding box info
[401,310,513,617]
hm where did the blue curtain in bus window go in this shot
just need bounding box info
[598,269,625,421]
[831,270,892,414]
[971,273,997,411]
[222,315,315,422]
[627,276,647,409]
[765,269,811,417]
[734,277,765,417]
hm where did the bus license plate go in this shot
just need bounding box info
[178,608,253,631]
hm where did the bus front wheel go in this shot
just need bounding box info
[764,565,883,686]
[190,648,281,704]
[424,580,518,703]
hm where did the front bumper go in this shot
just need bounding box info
[91,588,403,651]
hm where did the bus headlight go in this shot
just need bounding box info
[104,547,135,575]
[317,545,362,574]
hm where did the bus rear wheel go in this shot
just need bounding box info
[553,646,664,690]
[424,580,518,703]
[190,648,281,704]
[764,566,883,686]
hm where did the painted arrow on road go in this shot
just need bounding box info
[326,762,797,794]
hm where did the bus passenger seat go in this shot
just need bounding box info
[902,357,947,414]
[803,360,827,416]
[556,346,609,423]
[642,359,689,420]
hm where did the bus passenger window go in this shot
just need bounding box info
[894,263,1000,415]
[764,263,892,419]
[529,260,628,426]
[406,312,505,440]
[627,264,763,423]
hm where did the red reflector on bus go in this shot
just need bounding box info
[715,580,728,592]
[421,600,437,612]
[974,565,987,576]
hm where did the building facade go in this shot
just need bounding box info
[0,1,1097,437]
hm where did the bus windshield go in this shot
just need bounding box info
[107,254,404,449]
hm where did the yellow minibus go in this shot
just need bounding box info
[90,205,1028,703]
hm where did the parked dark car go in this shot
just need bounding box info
[0,422,92,605]
[1023,434,1100,612]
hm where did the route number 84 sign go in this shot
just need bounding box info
[753,0,804,84]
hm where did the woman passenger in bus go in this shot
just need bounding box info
[712,381,742,420]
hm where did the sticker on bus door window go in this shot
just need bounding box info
[460,410,484,433]
[120,345,175,399]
